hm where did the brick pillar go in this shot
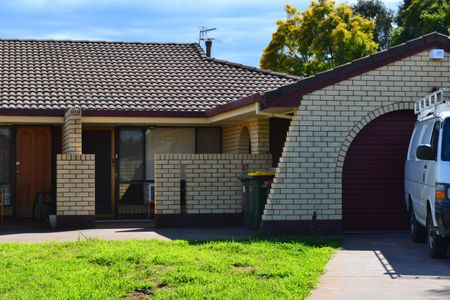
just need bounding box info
[249,118,270,154]
[56,108,96,228]
[62,108,82,154]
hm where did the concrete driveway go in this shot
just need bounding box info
[309,233,450,300]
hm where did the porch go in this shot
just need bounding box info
[0,108,290,229]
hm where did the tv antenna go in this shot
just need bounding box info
[199,26,216,44]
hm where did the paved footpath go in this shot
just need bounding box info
[309,233,450,300]
[0,226,256,243]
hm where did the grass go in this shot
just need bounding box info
[0,236,340,299]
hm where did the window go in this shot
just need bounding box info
[196,128,221,154]
[118,129,144,205]
[420,122,434,145]
[430,121,440,160]
[145,128,195,180]
[442,119,450,161]
[118,127,222,214]
[0,128,12,206]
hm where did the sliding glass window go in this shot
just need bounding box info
[145,128,195,180]
[196,128,221,154]
[117,127,220,217]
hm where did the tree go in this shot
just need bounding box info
[260,0,378,77]
[392,0,450,45]
[352,0,394,49]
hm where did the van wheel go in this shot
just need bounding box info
[426,212,448,258]
[410,207,426,243]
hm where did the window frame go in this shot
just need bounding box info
[430,121,441,161]
[0,126,15,208]
[441,118,450,161]
[115,126,221,212]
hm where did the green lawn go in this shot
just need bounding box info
[0,236,340,299]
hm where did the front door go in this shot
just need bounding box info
[82,130,113,217]
[16,126,52,218]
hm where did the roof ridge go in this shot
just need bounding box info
[192,42,301,81]
[0,38,197,45]
[205,56,302,81]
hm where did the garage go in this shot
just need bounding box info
[342,110,417,231]
[259,33,450,235]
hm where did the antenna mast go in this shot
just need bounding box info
[198,26,216,44]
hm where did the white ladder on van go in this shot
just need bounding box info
[415,88,450,120]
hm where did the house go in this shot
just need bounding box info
[2,32,449,234]
[260,32,450,234]
[0,39,299,228]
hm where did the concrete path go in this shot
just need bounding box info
[309,233,450,300]
[0,226,256,243]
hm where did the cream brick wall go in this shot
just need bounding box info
[263,50,450,222]
[56,108,96,224]
[154,153,272,215]
[56,154,95,216]
[222,118,270,154]
[62,108,82,154]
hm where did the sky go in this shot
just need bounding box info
[0,0,401,67]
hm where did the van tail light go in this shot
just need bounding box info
[436,184,446,200]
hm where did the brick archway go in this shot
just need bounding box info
[261,102,416,235]
[238,126,252,154]
[335,102,414,177]
[340,108,416,230]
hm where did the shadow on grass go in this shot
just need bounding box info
[185,234,342,249]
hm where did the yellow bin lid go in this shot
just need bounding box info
[247,171,275,176]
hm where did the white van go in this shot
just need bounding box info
[405,89,450,258]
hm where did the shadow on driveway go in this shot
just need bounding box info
[309,232,450,300]
[342,232,450,278]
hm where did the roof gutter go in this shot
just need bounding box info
[255,102,293,120]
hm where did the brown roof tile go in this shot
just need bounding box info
[0,39,299,114]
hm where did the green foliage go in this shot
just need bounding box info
[260,0,378,77]
[0,237,340,299]
[352,0,394,49]
[392,0,450,45]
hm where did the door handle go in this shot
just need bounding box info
[16,161,20,174]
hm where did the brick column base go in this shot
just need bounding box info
[155,213,243,227]
[260,220,342,235]
[56,154,95,228]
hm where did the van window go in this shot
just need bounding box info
[430,121,440,160]
[442,119,450,161]
[408,124,423,160]
[420,122,434,144]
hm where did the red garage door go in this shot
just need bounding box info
[343,110,416,231]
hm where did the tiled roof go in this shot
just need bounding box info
[0,39,299,114]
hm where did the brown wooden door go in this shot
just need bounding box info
[342,110,416,231]
[16,126,52,218]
